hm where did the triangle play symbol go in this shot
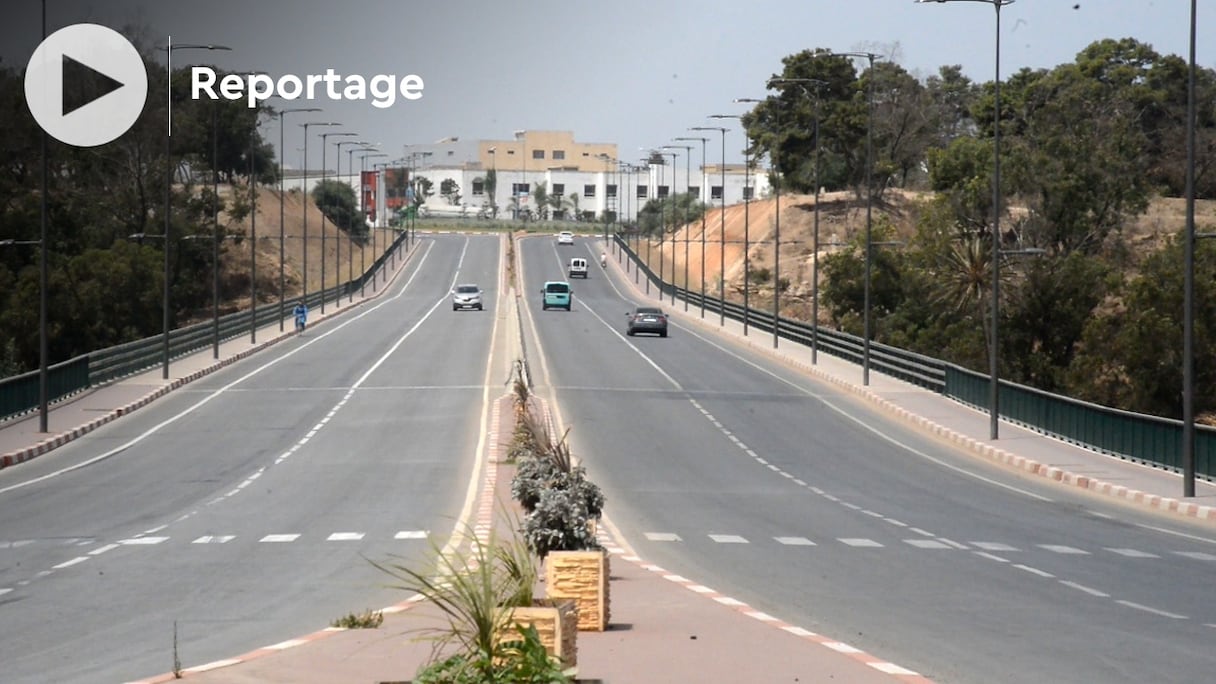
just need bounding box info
[62,53,125,116]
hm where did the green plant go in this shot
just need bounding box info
[371,522,520,682]
[498,624,575,683]
[522,482,604,559]
[330,609,384,629]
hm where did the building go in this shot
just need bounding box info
[283,130,768,225]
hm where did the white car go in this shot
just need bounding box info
[557,231,574,245]
[452,284,483,311]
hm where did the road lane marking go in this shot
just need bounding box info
[1116,600,1186,619]
[839,538,883,548]
[1040,544,1089,555]
[708,534,748,544]
[52,556,89,569]
[259,534,300,543]
[1059,580,1109,597]
[1106,548,1159,558]
[394,530,428,539]
[775,536,816,546]
[192,536,235,544]
[1013,564,1054,578]
[119,537,168,545]
[644,532,681,542]
[327,532,365,541]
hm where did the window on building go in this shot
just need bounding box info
[711,185,723,200]
[606,184,617,198]
[532,149,545,160]
[584,184,596,197]
[472,179,485,196]
[688,185,700,198]
[743,186,754,200]
[657,185,669,199]
[512,182,530,196]
[552,183,564,197]
[553,150,566,160]
[507,150,515,155]
[637,185,648,199]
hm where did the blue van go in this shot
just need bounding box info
[541,281,572,311]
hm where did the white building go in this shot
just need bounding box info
[281,130,767,225]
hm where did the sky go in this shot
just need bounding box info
[2,0,1208,170]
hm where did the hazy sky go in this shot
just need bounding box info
[3,0,1208,170]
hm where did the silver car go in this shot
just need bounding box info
[452,284,484,311]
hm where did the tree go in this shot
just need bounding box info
[311,179,361,236]
[440,178,462,205]
[532,181,550,220]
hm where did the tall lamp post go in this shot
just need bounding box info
[823,51,878,385]
[665,144,694,311]
[362,152,388,289]
[274,107,320,332]
[161,42,231,376]
[676,136,709,317]
[708,117,754,335]
[352,147,378,296]
[659,149,681,305]
[691,126,729,325]
[764,77,828,353]
[318,130,355,313]
[1183,0,1203,497]
[337,139,370,303]
[299,121,339,311]
[917,0,1013,432]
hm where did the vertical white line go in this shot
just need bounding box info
[166,35,172,136]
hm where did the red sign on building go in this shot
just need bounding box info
[361,170,378,223]
[384,168,409,211]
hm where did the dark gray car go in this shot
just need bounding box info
[626,306,668,337]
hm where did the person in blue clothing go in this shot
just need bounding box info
[293,301,308,334]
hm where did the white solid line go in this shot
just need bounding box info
[1106,548,1159,558]
[824,641,862,654]
[870,662,920,675]
[266,639,309,650]
[119,537,169,545]
[0,588,11,596]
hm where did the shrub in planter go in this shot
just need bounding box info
[521,483,603,559]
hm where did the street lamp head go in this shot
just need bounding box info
[279,107,322,117]
[302,121,340,128]
[160,43,232,52]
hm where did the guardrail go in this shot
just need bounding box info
[614,233,1216,480]
[0,232,408,422]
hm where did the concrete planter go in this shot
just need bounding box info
[544,548,610,631]
[502,598,579,668]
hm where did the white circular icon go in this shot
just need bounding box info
[24,23,148,147]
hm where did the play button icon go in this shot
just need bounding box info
[24,23,148,147]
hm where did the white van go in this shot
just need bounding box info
[568,257,588,278]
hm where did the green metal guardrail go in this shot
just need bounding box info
[0,355,90,422]
[616,234,1215,480]
[0,232,408,421]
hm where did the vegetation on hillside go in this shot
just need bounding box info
[739,41,1216,421]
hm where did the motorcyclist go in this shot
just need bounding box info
[600,252,607,268]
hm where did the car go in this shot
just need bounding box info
[557,231,574,245]
[452,283,483,310]
[626,306,668,337]
[568,257,588,278]
[541,281,572,310]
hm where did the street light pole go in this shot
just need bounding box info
[161,42,231,375]
[299,122,339,312]
[275,108,320,331]
[1184,0,1198,496]
[677,136,709,317]
[659,150,680,305]
[318,130,354,314]
[917,0,1013,432]
[692,126,729,325]
[665,144,694,311]
[824,52,879,384]
[764,78,829,354]
[337,139,369,303]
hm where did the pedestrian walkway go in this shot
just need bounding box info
[609,243,1216,526]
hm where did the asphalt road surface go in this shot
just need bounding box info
[521,233,1216,684]
[0,235,505,683]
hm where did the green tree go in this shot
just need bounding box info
[311,179,362,236]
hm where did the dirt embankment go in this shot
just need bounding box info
[644,190,1216,324]
[190,186,390,322]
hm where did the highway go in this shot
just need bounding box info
[518,233,1216,684]
[0,235,505,683]
[4,230,1216,683]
